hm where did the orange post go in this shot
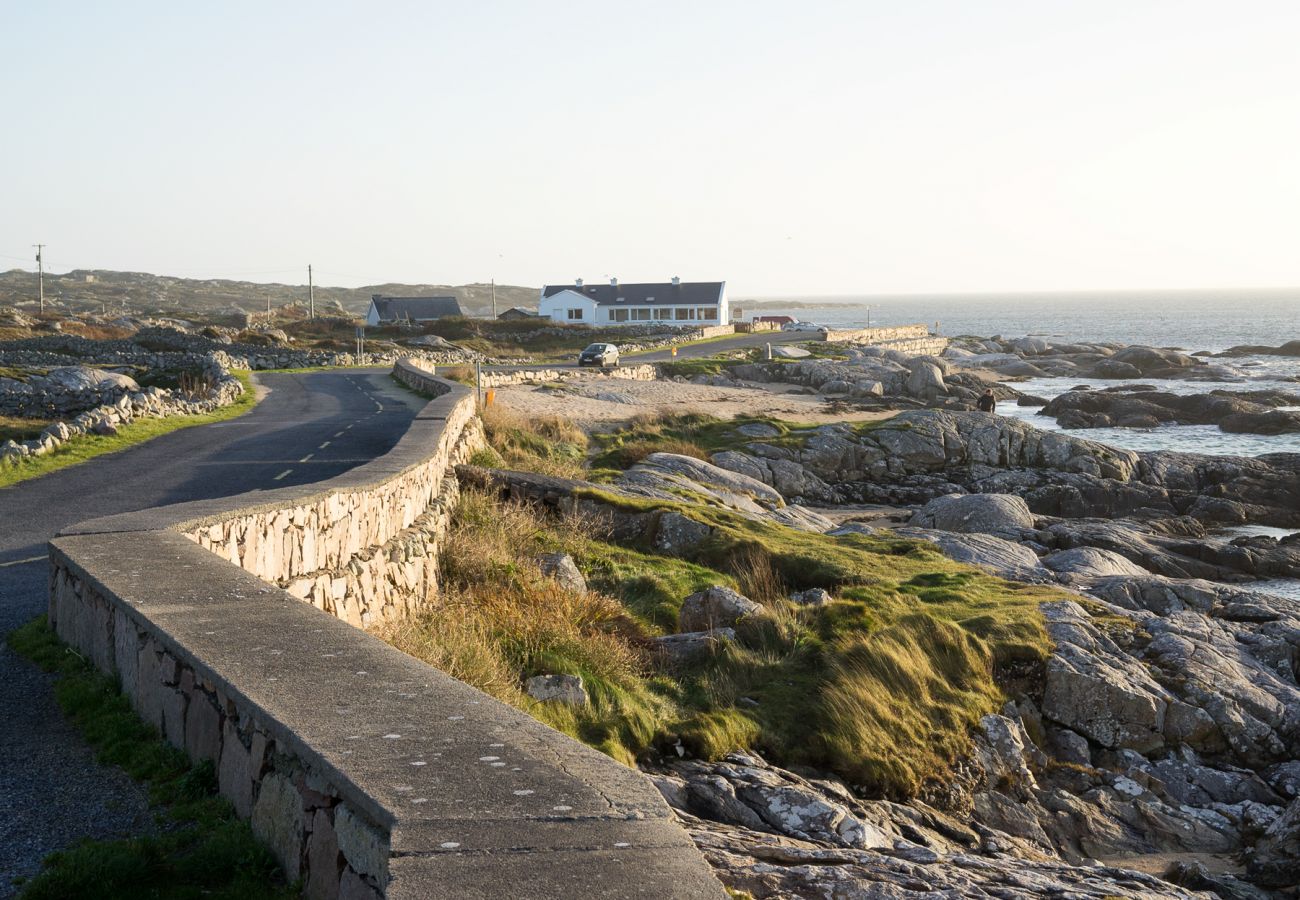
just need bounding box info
[671,346,678,357]
[484,389,496,407]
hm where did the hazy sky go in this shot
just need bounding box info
[3,1,1298,295]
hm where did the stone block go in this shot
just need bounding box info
[218,720,253,817]
[160,651,180,686]
[112,608,140,704]
[136,644,164,731]
[338,868,381,900]
[335,803,388,884]
[306,809,342,900]
[184,691,222,763]
[161,685,188,747]
[253,772,305,882]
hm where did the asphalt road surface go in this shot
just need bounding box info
[0,369,424,894]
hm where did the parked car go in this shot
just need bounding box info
[781,321,829,332]
[578,342,620,367]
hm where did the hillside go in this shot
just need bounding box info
[0,268,538,319]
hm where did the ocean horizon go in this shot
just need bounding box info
[734,288,1300,352]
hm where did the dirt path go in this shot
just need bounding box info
[492,377,897,430]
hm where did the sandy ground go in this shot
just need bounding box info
[492,377,897,430]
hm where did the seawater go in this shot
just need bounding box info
[741,288,1300,352]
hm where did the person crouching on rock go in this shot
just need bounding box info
[977,389,997,413]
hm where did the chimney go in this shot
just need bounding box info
[610,277,618,287]
[575,278,583,288]
[671,276,681,286]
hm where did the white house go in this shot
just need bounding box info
[365,295,463,326]
[537,278,730,326]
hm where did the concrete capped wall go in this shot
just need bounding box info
[819,323,933,343]
[47,359,724,899]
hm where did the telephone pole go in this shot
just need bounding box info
[33,244,45,313]
[308,264,315,319]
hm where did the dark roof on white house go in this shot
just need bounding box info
[369,295,463,320]
[541,281,724,307]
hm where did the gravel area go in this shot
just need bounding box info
[0,581,154,895]
[493,377,897,430]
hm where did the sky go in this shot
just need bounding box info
[2,1,1299,296]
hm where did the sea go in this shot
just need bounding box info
[739,288,1300,352]
[744,288,1300,599]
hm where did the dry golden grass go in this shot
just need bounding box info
[479,403,590,479]
[378,491,674,763]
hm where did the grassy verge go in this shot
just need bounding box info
[6,618,295,900]
[381,409,1060,799]
[0,371,258,489]
[590,410,812,471]
[0,414,54,442]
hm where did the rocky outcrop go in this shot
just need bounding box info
[909,492,1034,539]
[942,336,1250,382]
[650,751,1225,899]
[679,586,762,632]
[706,410,1300,526]
[1041,386,1300,434]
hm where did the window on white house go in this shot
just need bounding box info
[675,308,691,320]
[654,308,671,319]
[567,308,583,320]
[632,308,651,320]
[700,308,717,321]
[612,308,629,322]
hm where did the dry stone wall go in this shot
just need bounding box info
[403,359,658,390]
[819,323,932,342]
[45,358,723,899]
[186,373,481,626]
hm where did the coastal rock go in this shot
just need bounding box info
[653,629,737,663]
[909,492,1034,539]
[535,552,587,595]
[653,511,713,555]
[524,674,588,707]
[679,586,762,633]
[621,452,787,511]
[1040,601,1171,752]
[1248,797,1300,887]
[894,527,1052,583]
[1042,546,1150,578]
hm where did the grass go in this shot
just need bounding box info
[0,414,54,442]
[590,410,812,471]
[0,371,258,489]
[397,404,1059,798]
[479,403,590,478]
[6,618,295,900]
[382,481,1059,799]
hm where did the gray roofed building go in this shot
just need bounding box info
[365,295,463,326]
[537,278,730,326]
[540,281,725,307]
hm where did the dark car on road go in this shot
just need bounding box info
[578,343,620,367]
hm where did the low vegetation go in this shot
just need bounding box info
[381,409,1060,799]
[6,618,294,900]
[477,403,590,479]
[0,371,258,489]
[590,410,812,471]
[0,414,53,443]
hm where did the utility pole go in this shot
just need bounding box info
[33,244,45,313]
[308,264,315,319]
[490,278,497,318]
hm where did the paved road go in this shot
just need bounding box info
[0,369,424,894]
